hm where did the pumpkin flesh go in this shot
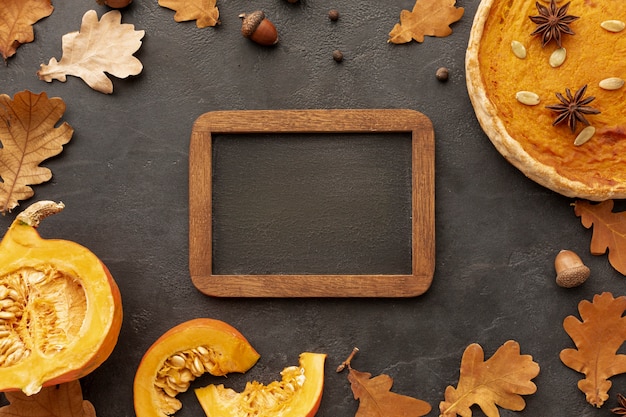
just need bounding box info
[133,318,261,417]
[0,201,122,396]
[195,352,326,417]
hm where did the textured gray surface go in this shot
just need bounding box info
[1,0,625,416]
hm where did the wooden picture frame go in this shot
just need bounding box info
[189,109,435,297]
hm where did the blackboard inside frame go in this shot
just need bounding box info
[189,109,435,297]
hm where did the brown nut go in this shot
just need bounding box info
[239,11,279,46]
[555,249,590,288]
[96,0,132,8]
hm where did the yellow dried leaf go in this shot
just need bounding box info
[0,90,73,214]
[389,0,464,44]
[0,0,53,61]
[439,340,539,417]
[0,381,96,417]
[560,292,626,408]
[37,10,145,94]
[158,0,220,28]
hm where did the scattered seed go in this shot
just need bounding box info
[549,47,566,67]
[574,126,596,146]
[515,91,540,106]
[601,20,625,33]
[599,77,624,90]
[511,40,527,59]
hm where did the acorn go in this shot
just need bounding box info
[239,11,279,46]
[554,249,590,288]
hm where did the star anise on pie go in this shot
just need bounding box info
[611,393,626,415]
[529,0,579,48]
[546,84,600,133]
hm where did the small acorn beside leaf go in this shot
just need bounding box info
[239,11,279,46]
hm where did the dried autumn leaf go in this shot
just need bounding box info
[348,368,432,417]
[560,292,626,408]
[439,340,539,417]
[0,380,96,417]
[37,10,144,94]
[0,0,53,61]
[0,90,73,214]
[388,0,464,44]
[574,200,626,275]
[158,0,220,28]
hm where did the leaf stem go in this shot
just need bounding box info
[336,347,359,373]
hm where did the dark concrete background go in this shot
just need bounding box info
[1,0,624,416]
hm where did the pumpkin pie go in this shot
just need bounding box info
[466,0,626,200]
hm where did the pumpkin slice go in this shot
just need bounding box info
[0,201,123,396]
[134,318,260,417]
[195,352,326,417]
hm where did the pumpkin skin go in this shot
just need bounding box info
[0,201,123,396]
[195,352,326,417]
[133,318,261,417]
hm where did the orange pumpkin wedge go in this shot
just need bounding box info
[0,201,123,396]
[195,352,326,417]
[133,318,260,417]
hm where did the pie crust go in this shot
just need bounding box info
[466,0,626,201]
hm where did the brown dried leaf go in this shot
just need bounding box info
[0,0,53,61]
[388,0,464,44]
[560,292,626,408]
[348,368,431,417]
[439,340,539,417]
[0,90,73,214]
[0,381,96,417]
[574,200,626,275]
[158,0,220,28]
[37,10,144,94]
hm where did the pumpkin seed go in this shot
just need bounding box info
[549,47,566,67]
[0,311,15,320]
[599,77,625,90]
[574,126,596,146]
[168,354,186,368]
[601,20,625,33]
[515,91,540,106]
[511,40,527,59]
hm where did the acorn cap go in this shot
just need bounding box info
[556,264,590,288]
[240,11,266,38]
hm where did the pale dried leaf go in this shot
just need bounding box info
[37,10,144,94]
[0,90,73,214]
[0,0,53,61]
[560,292,626,407]
[389,0,464,44]
[439,340,539,417]
[159,0,220,28]
[0,380,96,417]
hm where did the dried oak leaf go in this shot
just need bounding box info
[37,10,144,94]
[0,0,53,61]
[0,90,73,214]
[560,292,626,408]
[388,0,464,44]
[158,0,220,28]
[574,200,626,275]
[439,340,539,417]
[348,368,431,417]
[0,380,96,417]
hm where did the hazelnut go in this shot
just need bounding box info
[436,67,449,81]
[329,9,340,21]
[96,0,132,7]
[332,49,343,62]
[555,249,590,288]
[239,11,279,46]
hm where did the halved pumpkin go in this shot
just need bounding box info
[0,201,123,396]
[195,352,326,417]
[133,318,260,417]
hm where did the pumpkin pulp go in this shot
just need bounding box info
[0,201,122,395]
[195,352,326,417]
[133,318,261,417]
